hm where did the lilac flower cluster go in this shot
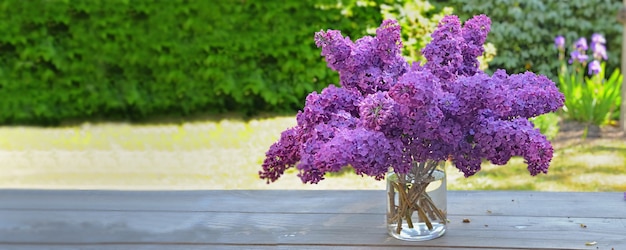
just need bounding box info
[314,19,408,95]
[260,15,565,184]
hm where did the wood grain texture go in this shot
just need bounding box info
[0,190,624,249]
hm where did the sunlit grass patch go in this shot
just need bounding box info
[0,115,624,191]
[448,140,626,191]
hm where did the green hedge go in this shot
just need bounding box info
[440,0,623,80]
[3,0,621,125]
[0,0,400,124]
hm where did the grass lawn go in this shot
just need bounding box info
[0,115,624,191]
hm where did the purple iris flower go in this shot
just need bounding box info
[588,60,601,75]
[591,33,606,45]
[574,37,588,51]
[589,33,608,61]
[554,36,565,50]
[592,43,608,60]
[569,50,588,64]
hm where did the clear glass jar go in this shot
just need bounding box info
[386,160,447,241]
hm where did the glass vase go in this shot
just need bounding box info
[386,160,447,241]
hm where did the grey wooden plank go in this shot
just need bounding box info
[1,190,624,218]
[0,246,282,250]
[0,190,381,213]
[0,190,624,249]
[0,209,623,249]
[0,189,215,212]
[0,245,528,250]
[450,191,626,219]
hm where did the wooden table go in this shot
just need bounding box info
[0,190,624,249]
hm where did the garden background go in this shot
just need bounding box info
[0,0,624,191]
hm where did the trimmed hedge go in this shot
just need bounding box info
[0,0,397,124]
[3,0,620,125]
[439,0,623,80]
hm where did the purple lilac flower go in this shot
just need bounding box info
[461,15,491,51]
[588,60,601,75]
[375,19,403,64]
[314,30,353,72]
[450,138,483,177]
[389,70,442,109]
[347,128,408,179]
[523,131,554,176]
[259,127,302,183]
[316,21,408,95]
[443,73,494,118]
[501,71,566,119]
[422,15,464,82]
[459,14,492,76]
[296,85,362,127]
[347,35,408,94]
[472,115,553,176]
[297,122,343,184]
[261,15,565,184]
[313,128,408,182]
[358,92,400,134]
[554,36,565,50]
[310,129,354,177]
[474,115,527,165]
[397,105,445,144]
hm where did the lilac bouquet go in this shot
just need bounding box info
[260,14,564,240]
[260,15,564,184]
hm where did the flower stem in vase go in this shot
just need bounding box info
[387,160,447,241]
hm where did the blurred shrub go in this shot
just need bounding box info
[530,113,560,140]
[0,0,458,125]
[379,0,453,63]
[478,43,497,71]
[0,0,358,124]
[441,0,623,80]
[380,1,496,69]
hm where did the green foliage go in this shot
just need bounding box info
[379,1,497,69]
[443,0,623,80]
[0,0,389,124]
[529,112,559,140]
[477,43,497,71]
[379,0,453,63]
[0,0,459,125]
[559,62,622,126]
